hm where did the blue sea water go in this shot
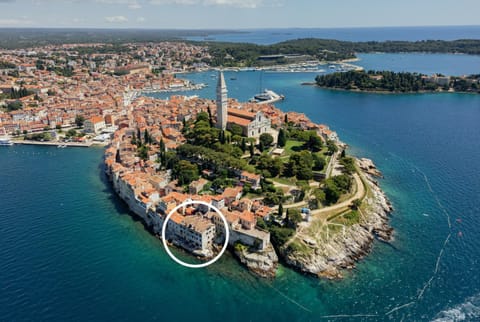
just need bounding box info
[186,26,480,44]
[2,49,480,321]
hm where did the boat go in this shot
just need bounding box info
[57,144,67,148]
[251,89,285,103]
[0,137,14,146]
[230,77,237,80]
[329,65,336,69]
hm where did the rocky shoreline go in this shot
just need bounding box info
[233,245,278,278]
[279,162,394,279]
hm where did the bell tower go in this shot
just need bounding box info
[216,71,228,130]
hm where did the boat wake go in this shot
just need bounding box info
[431,293,480,321]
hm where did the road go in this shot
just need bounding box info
[311,173,365,216]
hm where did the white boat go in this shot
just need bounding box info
[251,89,285,103]
[57,144,67,148]
[0,137,14,146]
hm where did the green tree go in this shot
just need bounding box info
[249,142,255,157]
[259,133,274,147]
[6,100,23,111]
[326,140,338,155]
[277,128,287,147]
[196,111,210,123]
[340,157,356,175]
[286,208,303,229]
[305,133,323,152]
[230,124,244,136]
[174,160,199,185]
[241,137,247,153]
[75,115,85,127]
[313,153,326,171]
[351,199,362,210]
[278,203,283,217]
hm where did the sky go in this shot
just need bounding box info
[0,0,479,29]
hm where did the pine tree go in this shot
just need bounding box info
[278,203,283,217]
[249,142,255,157]
[278,128,287,147]
[241,138,247,153]
[284,114,288,124]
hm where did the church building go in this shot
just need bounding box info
[216,72,271,138]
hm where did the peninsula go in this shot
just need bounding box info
[104,71,393,279]
[315,70,480,94]
[0,38,394,279]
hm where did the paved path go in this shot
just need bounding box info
[311,173,365,217]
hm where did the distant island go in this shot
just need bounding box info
[204,38,480,67]
[315,70,480,94]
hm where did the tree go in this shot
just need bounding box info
[75,115,85,127]
[207,106,214,127]
[174,160,199,185]
[241,137,247,153]
[278,203,283,217]
[286,151,314,180]
[284,114,288,124]
[137,145,149,161]
[277,128,287,147]
[259,133,274,147]
[230,124,244,136]
[144,128,151,144]
[196,111,210,123]
[286,208,303,229]
[341,149,346,158]
[305,133,323,152]
[249,142,255,157]
[313,154,326,171]
[351,199,362,210]
[326,140,338,155]
[159,138,165,152]
[6,100,23,111]
[55,124,62,130]
[340,157,356,175]
[324,180,341,205]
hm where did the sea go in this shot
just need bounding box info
[1,27,480,321]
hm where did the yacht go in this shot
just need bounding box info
[252,89,285,103]
[0,137,14,146]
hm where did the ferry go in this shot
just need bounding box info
[0,137,14,146]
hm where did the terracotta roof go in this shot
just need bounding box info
[227,115,250,127]
[227,108,256,120]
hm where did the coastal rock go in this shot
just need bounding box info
[280,167,393,279]
[234,244,278,278]
[358,158,383,178]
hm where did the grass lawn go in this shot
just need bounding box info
[272,177,297,186]
[284,140,304,156]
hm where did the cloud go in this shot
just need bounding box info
[149,0,277,8]
[0,18,34,26]
[104,15,129,23]
[137,16,146,22]
[96,0,142,9]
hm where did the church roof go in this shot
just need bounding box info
[228,115,251,127]
[227,107,256,120]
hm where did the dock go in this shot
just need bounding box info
[14,140,93,147]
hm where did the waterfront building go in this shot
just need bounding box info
[84,116,106,134]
